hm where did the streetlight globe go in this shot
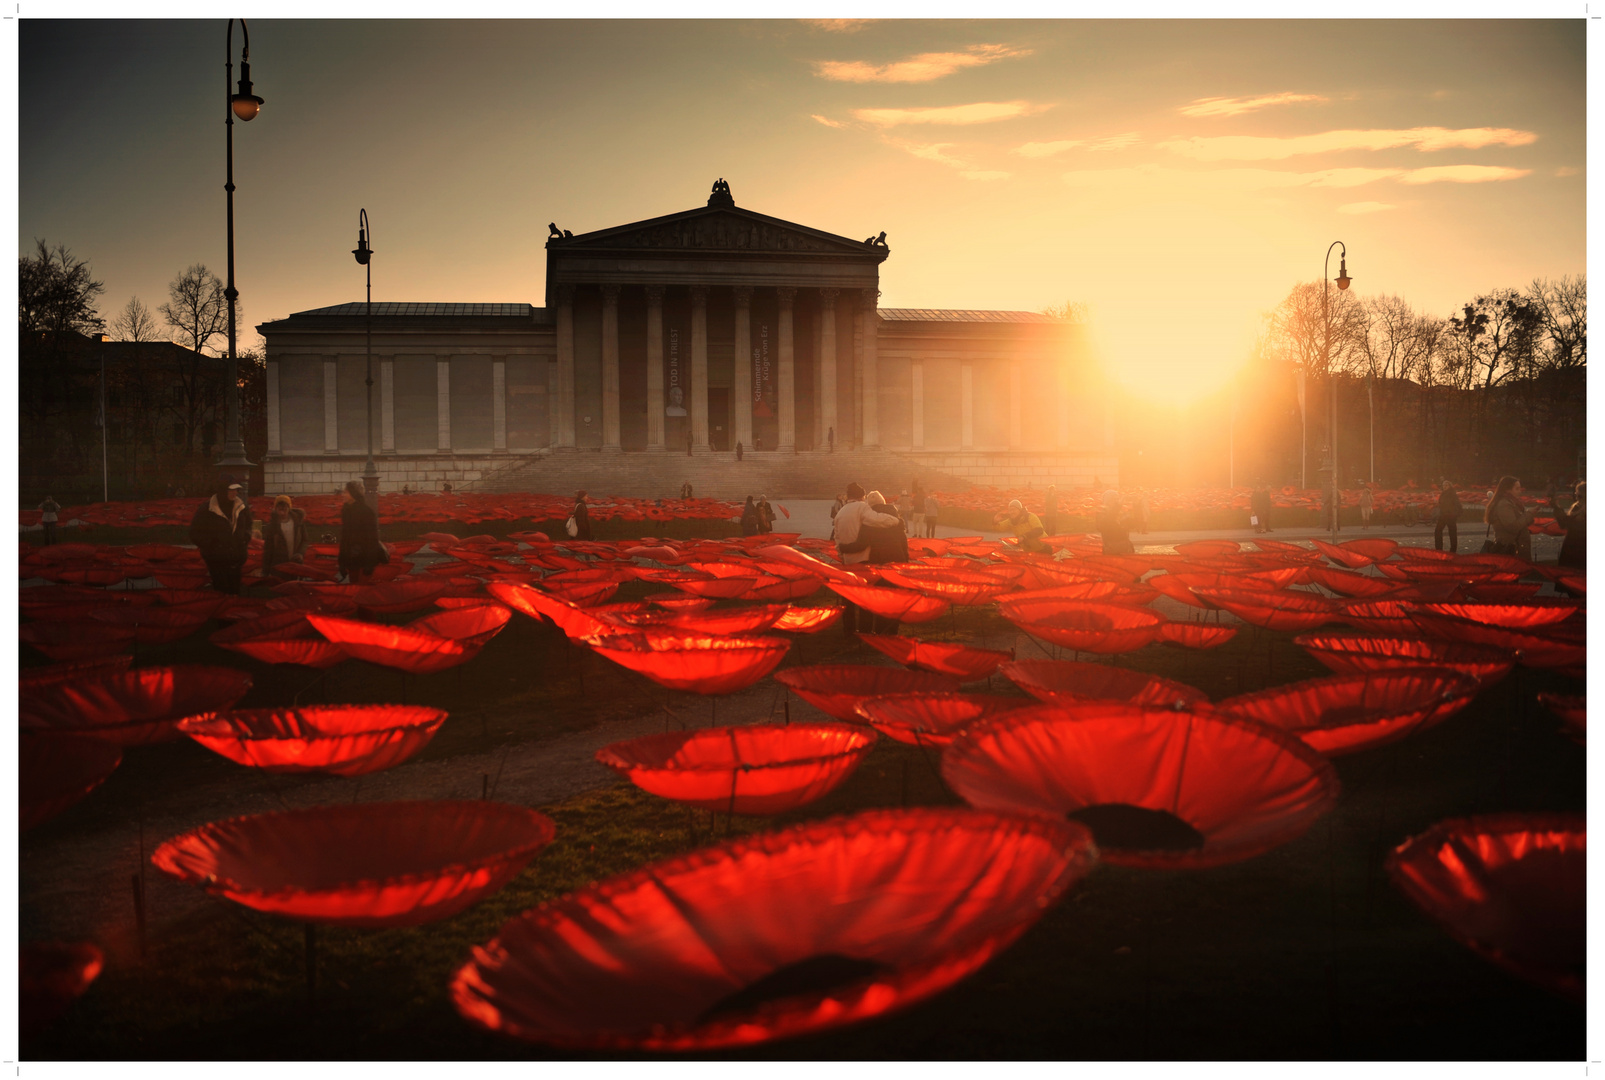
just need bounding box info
[232,61,262,121]
[1336,256,1352,291]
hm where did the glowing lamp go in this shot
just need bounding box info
[231,62,263,121]
[1335,257,1351,291]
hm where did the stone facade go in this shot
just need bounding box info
[258,182,1115,496]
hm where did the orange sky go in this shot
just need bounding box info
[17,16,1585,403]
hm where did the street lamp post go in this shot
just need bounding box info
[217,18,264,494]
[1323,241,1352,542]
[353,209,378,509]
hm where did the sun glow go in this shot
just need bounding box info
[1088,294,1261,407]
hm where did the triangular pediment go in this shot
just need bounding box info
[551,205,886,257]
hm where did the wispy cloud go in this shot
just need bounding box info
[810,114,848,129]
[1338,201,1397,215]
[1397,165,1533,184]
[1159,127,1538,161]
[852,101,1041,127]
[1014,139,1082,158]
[814,44,1029,84]
[889,139,1010,181]
[1059,163,1532,192]
[1555,166,1581,177]
[1089,131,1140,151]
[961,170,1012,181]
[806,19,872,32]
[1180,92,1326,118]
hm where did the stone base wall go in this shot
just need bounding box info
[896,451,1119,490]
[265,455,504,495]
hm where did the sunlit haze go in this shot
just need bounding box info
[18,17,1584,406]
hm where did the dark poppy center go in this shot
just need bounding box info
[698,953,890,1025]
[1068,803,1206,852]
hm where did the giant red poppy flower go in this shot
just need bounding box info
[665,603,790,636]
[644,591,717,613]
[180,705,448,776]
[596,723,876,813]
[19,655,133,692]
[1190,587,1338,632]
[1409,600,1580,630]
[1337,599,1422,636]
[409,603,513,649]
[1303,566,1406,600]
[824,581,951,624]
[1537,693,1585,742]
[449,807,1095,1051]
[755,544,860,584]
[489,582,619,640]
[1406,611,1586,671]
[775,664,962,720]
[856,634,1014,681]
[1379,562,1517,586]
[1147,572,1280,610]
[18,621,136,662]
[1386,813,1585,1001]
[20,665,253,745]
[1294,632,1513,688]
[87,604,213,645]
[1157,622,1238,649]
[942,703,1338,869]
[1214,668,1480,755]
[1312,538,1380,569]
[354,577,453,615]
[152,801,555,927]
[210,610,347,669]
[582,631,790,694]
[1175,539,1241,558]
[1000,659,1209,710]
[307,614,473,674]
[854,692,1031,747]
[20,942,103,1035]
[772,605,844,634]
[998,598,1166,654]
[873,566,1015,606]
[19,732,122,830]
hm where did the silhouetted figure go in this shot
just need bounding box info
[189,475,252,594]
[1435,480,1461,553]
[338,479,386,584]
[38,496,59,546]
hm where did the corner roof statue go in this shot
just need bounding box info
[708,178,735,209]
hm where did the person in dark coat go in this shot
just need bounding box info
[262,495,308,573]
[1043,484,1059,538]
[189,475,253,594]
[740,496,761,536]
[1096,489,1134,555]
[38,496,60,545]
[756,494,774,534]
[1485,476,1536,562]
[1551,481,1585,571]
[859,491,910,634]
[571,490,593,541]
[338,480,386,583]
[1434,480,1462,553]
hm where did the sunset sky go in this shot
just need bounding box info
[17,15,1585,403]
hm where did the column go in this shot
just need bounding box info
[690,285,710,450]
[911,361,924,448]
[380,359,395,452]
[731,287,753,451]
[858,288,879,448]
[265,361,280,454]
[554,284,576,450]
[776,287,796,453]
[819,288,838,450]
[645,286,666,450]
[1056,360,1071,449]
[961,362,974,449]
[547,359,560,448]
[492,359,507,452]
[323,358,339,453]
[1009,363,1023,449]
[811,306,824,447]
[600,284,622,451]
[436,359,451,452]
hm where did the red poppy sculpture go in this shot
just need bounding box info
[180,705,449,776]
[665,603,790,637]
[1189,587,1338,633]
[1302,566,1406,600]
[20,942,104,1035]
[998,598,1166,654]
[856,634,1014,681]
[1213,668,1481,756]
[824,581,952,624]
[596,723,876,814]
[874,566,1015,606]
[942,703,1339,869]
[1409,600,1580,630]
[772,605,844,634]
[21,665,253,745]
[774,665,962,721]
[152,800,556,927]
[210,609,349,669]
[1000,659,1209,710]
[1386,813,1585,1001]
[854,692,1031,747]
[19,655,133,691]
[1156,622,1238,649]
[307,614,475,675]
[581,630,790,694]
[1293,633,1514,688]
[449,808,1096,1050]
[1406,610,1586,672]
[354,576,454,615]
[19,732,123,831]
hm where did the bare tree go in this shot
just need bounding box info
[18,239,104,456]
[1527,275,1586,372]
[159,265,230,457]
[1447,289,1542,390]
[112,296,162,343]
[1040,299,1091,323]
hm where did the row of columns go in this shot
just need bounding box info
[552,283,878,453]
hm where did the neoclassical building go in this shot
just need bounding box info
[258,181,1114,494]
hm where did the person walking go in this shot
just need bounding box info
[1095,489,1134,555]
[1551,481,1586,571]
[1043,485,1059,539]
[1250,482,1270,534]
[756,494,774,534]
[1434,480,1462,554]
[262,495,308,573]
[190,475,253,594]
[740,495,761,536]
[38,495,60,546]
[833,482,903,635]
[570,490,593,541]
[924,493,939,538]
[1359,485,1374,529]
[1484,476,1536,562]
[827,426,834,453]
[735,441,744,462]
[994,499,1049,554]
[338,479,386,584]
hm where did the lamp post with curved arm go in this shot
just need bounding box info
[353,209,378,508]
[1323,240,1352,542]
[217,18,264,493]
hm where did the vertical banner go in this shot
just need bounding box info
[752,318,773,418]
[666,323,686,416]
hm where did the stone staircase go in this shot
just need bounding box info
[467,447,973,501]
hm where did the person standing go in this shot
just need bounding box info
[1043,484,1059,539]
[910,483,927,537]
[1359,485,1374,529]
[1434,480,1462,554]
[827,426,835,453]
[833,482,903,635]
[262,495,308,573]
[571,490,593,541]
[735,441,744,462]
[190,475,253,594]
[338,479,386,584]
[38,495,60,546]
[829,492,845,540]
[740,496,761,536]
[1551,481,1586,571]
[924,493,939,538]
[1485,476,1536,562]
[756,494,774,534]
[1095,490,1134,555]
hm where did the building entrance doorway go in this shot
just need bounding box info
[708,388,731,451]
